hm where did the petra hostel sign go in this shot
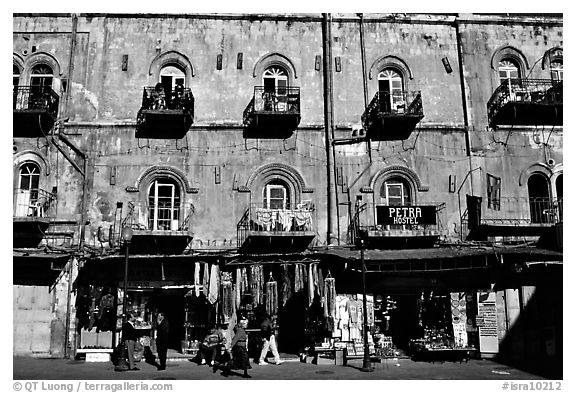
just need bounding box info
[376,205,437,225]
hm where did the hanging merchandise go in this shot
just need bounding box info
[235,267,242,309]
[266,273,278,317]
[194,262,201,297]
[241,267,248,297]
[258,265,264,305]
[221,272,234,322]
[250,264,264,306]
[317,265,324,299]
[324,273,336,318]
[294,264,303,293]
[202,262,210,294]
[308,263,315,306]
[208,264,220,304]
[280,264,292,306]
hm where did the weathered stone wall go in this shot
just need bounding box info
[13,13,563,248]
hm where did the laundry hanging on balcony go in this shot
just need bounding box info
[266,273,278,317]
[208,264,220,304]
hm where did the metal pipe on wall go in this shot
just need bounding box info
[322,13,338,245]
[358,13,372,163]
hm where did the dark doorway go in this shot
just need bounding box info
[151,290,186,351]
[277,291,307,354]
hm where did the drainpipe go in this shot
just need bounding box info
[454,16,474,196]
[63,13,79,360]
[322,13,337,245]
[358,13,372,163]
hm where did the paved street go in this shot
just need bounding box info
[13,355,550,381]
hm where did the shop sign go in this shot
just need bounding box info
[376,205,437,225]
[477,291,499,354]
[123,280,194,288]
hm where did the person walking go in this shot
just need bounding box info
[122,313,139,371]
[223,317,251,378]
[258,313,281,365]
[155,312,169,370]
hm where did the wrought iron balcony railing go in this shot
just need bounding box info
[13,188,57,219]
[237,202,316,248]
[243,86,300,124]
[13,86,59,118]
[140,86,195,115]
[362,90,423,124]
[487,78,562,125]
[465,196,562,227]
[121,201,195,232]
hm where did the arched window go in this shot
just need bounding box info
[550,60,563,81]
[263,180,290,210]
[528,173,550,224]
[378,68,404,112]
[263,66,288,93]
[380,176,412,206]
[148,177,181,230]
[555,174,563,220]
[498,59,520,83]
[30,64,54,91]
[15,163,41,217]
[159,64,186,108]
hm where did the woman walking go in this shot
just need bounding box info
[223,317,251,378]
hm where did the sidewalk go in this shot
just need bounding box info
[13,355,548,380]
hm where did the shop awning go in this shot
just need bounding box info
[13,250,71,286]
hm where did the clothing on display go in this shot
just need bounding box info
[280,264,292,306]
[221,272,234,322]
[208,264,220,304]
[194,262,201,297]
[308,263,314,306]
[266,277,278,317]
[202,262,210,292]
[235,268,242,309]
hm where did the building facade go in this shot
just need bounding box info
[13,13,562,377]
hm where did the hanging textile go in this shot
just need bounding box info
[202,262,210,294]
[308,263,314,306]
[258,264,265,305]
[280,264,292,306]
[250,264,264,306]
[312,264,320,296]
[235,267,242,309]
[294,264,303,293]
[317,266,324,299]
[194,262,201,297]
[266,274,278,317]
[208,264,220,304]
[221,272,234,322]
[241,267,248,297]
[324,275,336,318]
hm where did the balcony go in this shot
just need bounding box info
[361,91,424,141]
[237,203,316,253]
[487,79,562,128]
[243,86,301,138]
[13,188,56,248]
[13,86,59,137]
[463,196,562,241]
[136,86,194,139]
[120,201,194,254]
[354,202,445,249]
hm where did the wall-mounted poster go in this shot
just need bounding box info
[477,291,498,355]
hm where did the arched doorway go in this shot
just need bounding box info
[528,173,550,224]
[148,177,181,230]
